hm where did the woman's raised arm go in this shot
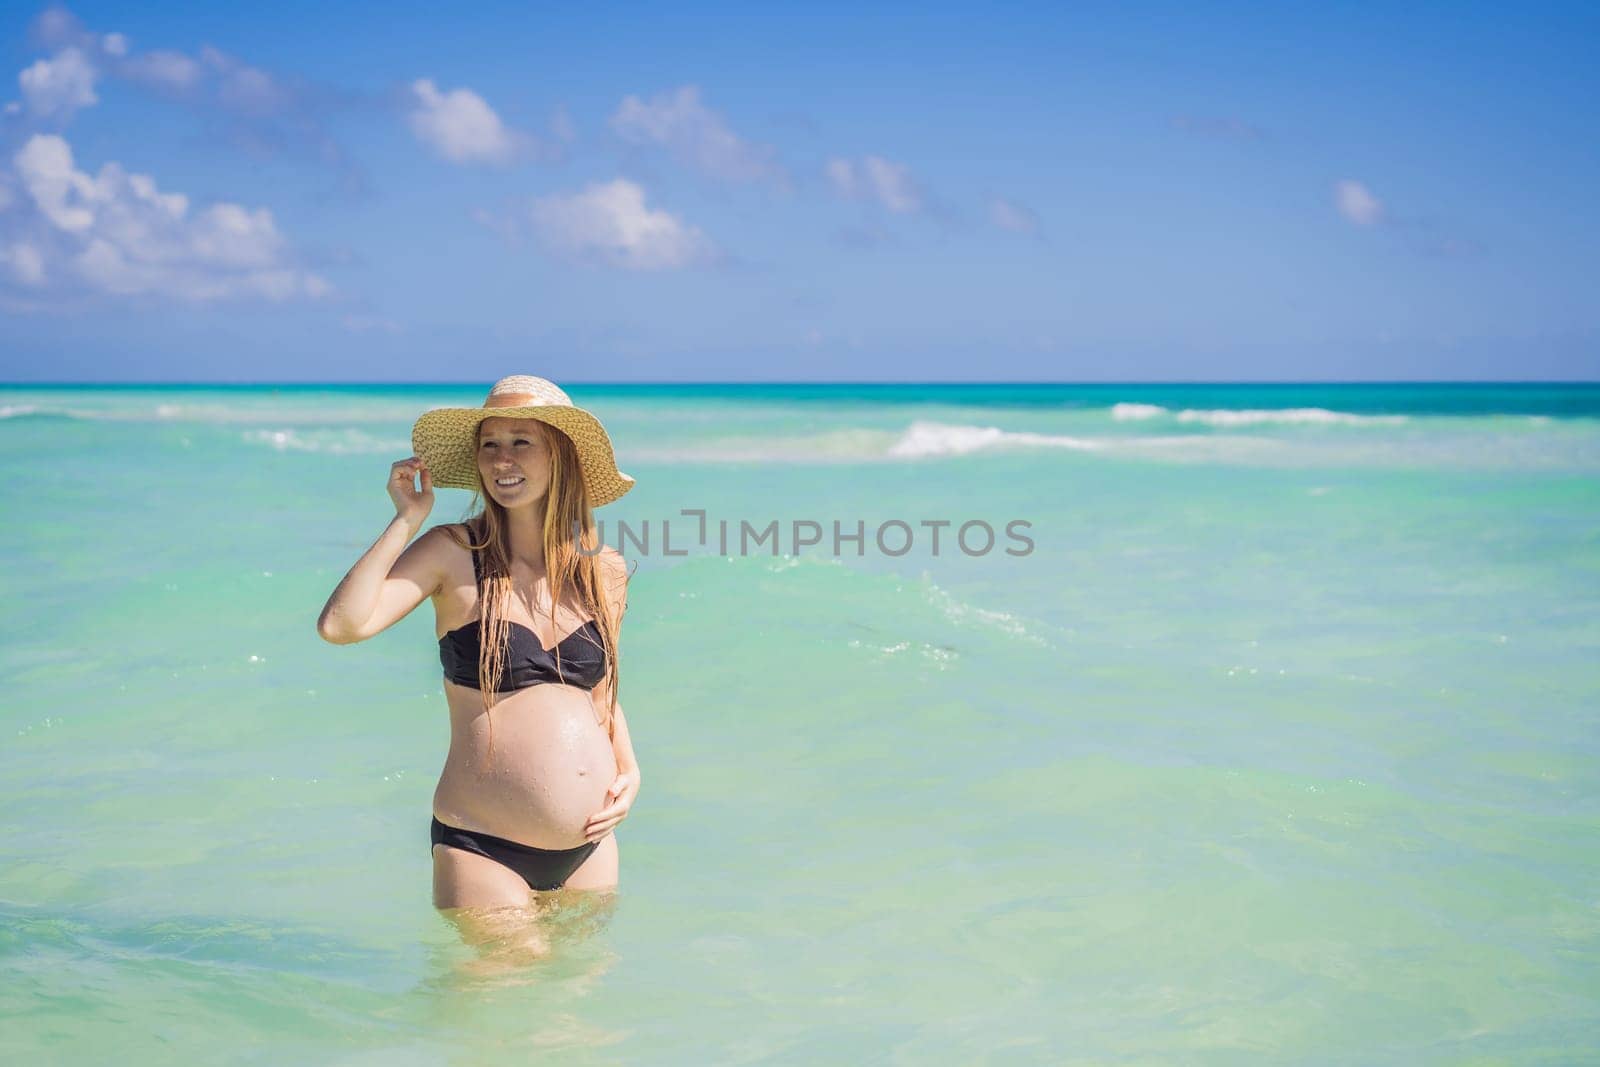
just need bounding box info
[316,457,452,644]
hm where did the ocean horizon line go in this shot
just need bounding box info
[5,379,1599,389]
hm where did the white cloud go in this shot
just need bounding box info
[528,179,715,271]
[7,134,328,302]
[19,47,98,120]
[408,79,516,164]
[824,158,855,195]
[200,47,289,115]
[990,197,1039,235]
[610,85,783,184]
[1335,179,1383,226]
[826,155,922,213]
[1,242,45,285]
[18,14,359,185]
[16,134,105,231]
[122,49,204,91]
[32,7,86,49]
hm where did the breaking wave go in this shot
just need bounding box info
[0,401,430,424]
[887,421,1103,457]
[1111,402,1408,426]
[243,429,409,455]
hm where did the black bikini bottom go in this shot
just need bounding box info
[430,817,600,891]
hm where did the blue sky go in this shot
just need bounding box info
[0,1,1595,382]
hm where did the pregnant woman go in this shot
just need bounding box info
[317,375,640,912]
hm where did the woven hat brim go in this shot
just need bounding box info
[411,404,635,507]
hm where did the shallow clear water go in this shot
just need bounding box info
[2,383,1597,1063]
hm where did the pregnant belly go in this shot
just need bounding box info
[434,683,617,849]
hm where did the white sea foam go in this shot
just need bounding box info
[846,637,959,669]
[0,404,134,422]
[244,428,409,455]
[0,404,127,421]
[165,403,420,425]
[626,421,1288,465]
[885,422,1286,463]
[0,400,431,425]
[924,584,1048,646]
[625,428,900,464]
[628,421,1105,464]
[1178,407,1408,427]
[886,420,1103,458]
[1112,402,1407,426]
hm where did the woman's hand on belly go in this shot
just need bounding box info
[583,769,639,844]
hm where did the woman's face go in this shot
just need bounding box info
[477,418,554,509]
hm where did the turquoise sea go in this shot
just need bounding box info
[2,382,1597,1064]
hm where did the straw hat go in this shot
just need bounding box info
[411,375,634,507]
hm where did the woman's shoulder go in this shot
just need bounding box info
[592,543,631,600]
[593,543,628,578]
[417,521,474,544]
[412,523,477,564]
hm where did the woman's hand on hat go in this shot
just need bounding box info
[388,456,434,528]
[583,770,638,843]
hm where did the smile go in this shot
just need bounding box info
[494,476,525,488]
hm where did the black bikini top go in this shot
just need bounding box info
[437,539,609,693]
